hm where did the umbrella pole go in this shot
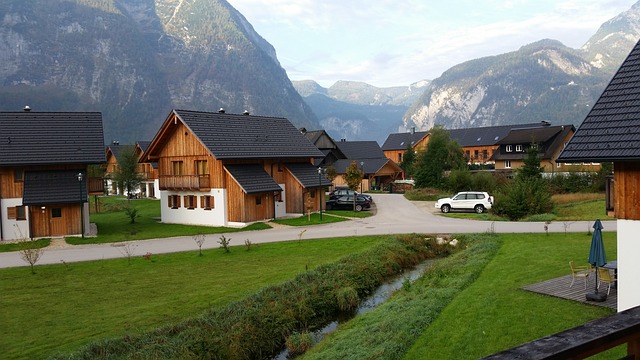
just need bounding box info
[586,266,607,302]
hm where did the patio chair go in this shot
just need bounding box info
[569,261,590,289]
[597,267,617,295]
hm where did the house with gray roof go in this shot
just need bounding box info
[381,129,430,164]
[140,109,331,226]
[0,110,105,241]
[301,129,346,167]
[105,140,158,198]
[332,140,402,192]
[557,39,640,312]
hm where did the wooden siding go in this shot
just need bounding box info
[29,204,81,238]
[614,162,640,220]
[0,168,23,199]
[225,171,275,222]
[384,150,405,164]
[462,145,496,163]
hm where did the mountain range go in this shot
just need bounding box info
[0,0,318,143]
[1,1,640,145]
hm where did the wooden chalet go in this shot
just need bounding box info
[334,140,402,191]
[490,123,578,173]
[447,123,540,165]
[301,129,346,167]
[557,39,640,312]
[105,140,158,198]
[140,109,331,227]
[381,128,429,164]
[0,111,105,241]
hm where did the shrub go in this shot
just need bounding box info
[335,287,359,311]
[492,177,552,220]
[446,169,472,192]
[471,172,498,194]
[285,331,315,356]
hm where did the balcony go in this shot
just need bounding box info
[159,175,210,191]
[87,177,105,195]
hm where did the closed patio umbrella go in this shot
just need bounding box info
[586,219,607,302]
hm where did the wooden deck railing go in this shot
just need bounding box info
[87,177,105,194]
[482,305,640,359]
[159,175,210,190]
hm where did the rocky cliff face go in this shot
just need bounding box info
[403,3,640,132]
[0,0,318,143]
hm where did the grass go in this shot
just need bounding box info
[0,239,50,253]
[302,232,618,359]
[554,199,614,221]
[271,213,349,226]
[71,196,271,244]
[0,236,385,360]
[404,188,448,201]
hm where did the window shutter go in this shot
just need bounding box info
[7,207,17,219]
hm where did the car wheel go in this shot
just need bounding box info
[474,204,485,214]
[355,204,363,212]
[441,204,451,213]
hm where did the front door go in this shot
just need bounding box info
[275,184,286,218]
[49,207,67,236]
[29,206,49,238]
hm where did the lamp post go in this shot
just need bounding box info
[317,167,324,220]
[77,172,85,239]
[360,161,365,193]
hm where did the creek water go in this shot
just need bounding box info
[274,259,435,359]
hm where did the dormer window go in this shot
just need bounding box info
[506,145,513,152]
[516,145,523,152]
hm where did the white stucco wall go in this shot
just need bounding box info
[0,198,30,241]
[617,219,640,312]
[160,189,227,226]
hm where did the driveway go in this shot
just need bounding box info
[0,193,616,268]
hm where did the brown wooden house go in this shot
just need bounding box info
[381,129,429,164]
[557,39,640,312]
[334,140,403,191]
[105,140,158,198]
[0,111,105,241]
[140,109,331,226]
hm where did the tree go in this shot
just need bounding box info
[112,145,144,198]
[399,143,416,179]
[344,161,364,211]
[518,143,543,180]
[325,164,337,183]
[414,126,465,188]
[19,238,44,274]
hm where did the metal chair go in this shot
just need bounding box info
[569,261,590,289]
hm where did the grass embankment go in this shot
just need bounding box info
[70,196,270,245]
[51,234,450,359]
[302,232,618,359]
[0,236,385,360]
[0,239,50,253]
[272,210,372,226]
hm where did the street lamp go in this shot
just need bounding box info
[317,167,324,220]
[77,172,85,239]
[360,161,365,193]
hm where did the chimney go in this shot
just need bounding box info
[23,105,31,112]
[218,108,225,114]
[299,127,307,133]
[341,138,346,142]
[411,127,415,134]
[243,110,250,115]
[541,120,550,126]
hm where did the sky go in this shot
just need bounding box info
[227,0,637,88]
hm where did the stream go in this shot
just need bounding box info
[274,259,435,359]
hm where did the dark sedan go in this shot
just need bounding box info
[325,195,371,212]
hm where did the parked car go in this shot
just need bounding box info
[329,188,373,202]
[326,195,371,212]
[435,191,493,214]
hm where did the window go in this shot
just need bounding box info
[201,195,214,210]
[168,195,181,209]
[398,153,403,162]
[506,145,513,152]
[7,206,26,220]
[195,160,208,175]
[465,150,470,159]
[14,169,24,182]
[172,161,184,175]
[505,160,512,168]
[482,150,488,159]
[310,189,316,198]
[515,145,523,152]
[474,150,479,159]
[51,208,62,218]
[255,196,262,205]
[184,195,196,209]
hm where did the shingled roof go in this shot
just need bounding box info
[168,110,323,159]
[285,163,333,188]
[448,123,542,147]
[22,170,87,205]
[381,131,429,151]
[224,164,283,194]
[557,40,640,162]
[0,112,105,166]
[336,140,386,159]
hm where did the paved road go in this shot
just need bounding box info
[0,193,616,268]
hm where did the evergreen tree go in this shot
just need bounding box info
[112,145,144,198]
[399,143,416,178]
[518,144,543,180]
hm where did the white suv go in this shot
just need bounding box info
[435,191,493,214]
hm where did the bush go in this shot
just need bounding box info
[471,172,499,194]
[336,287,359,311]
[492,177,553,220]
[286,331,315,356]
[446,169,472,192]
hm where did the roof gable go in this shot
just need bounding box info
[285,163,332,188]
[558,40,640,162]
[448,123,541,147]
[224,164,282,194]
[0,112,105,166]
[146,110,324,160]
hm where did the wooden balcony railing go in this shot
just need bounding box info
[159,175,210,190]
[482,305,640,359]
[87,177,105,194]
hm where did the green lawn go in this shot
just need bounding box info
[71,196,270,244]
[0,239,50,253]
[0,236,385,360]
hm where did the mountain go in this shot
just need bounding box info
[293,80,429,143]
[0,0,319,143]
[403,3,640,131]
